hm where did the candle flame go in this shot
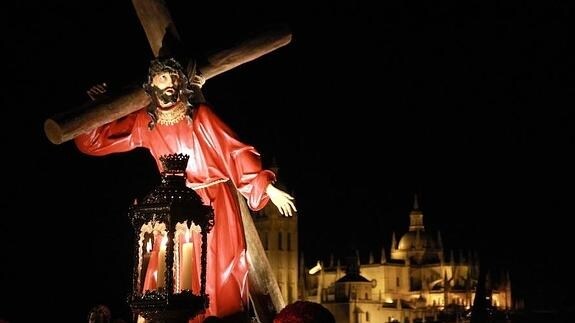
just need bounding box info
[185,229,191,242]
[161,235,168,248]
[146,240,152,253]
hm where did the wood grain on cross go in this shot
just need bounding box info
[44,1,291,322]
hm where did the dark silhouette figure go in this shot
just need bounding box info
[273,301,335,323]
[87,304,112,323]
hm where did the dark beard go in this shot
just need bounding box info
[153,86,179,107]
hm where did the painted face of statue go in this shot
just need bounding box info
[151,71,182,109]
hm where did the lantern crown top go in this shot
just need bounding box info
[160,153,189,174]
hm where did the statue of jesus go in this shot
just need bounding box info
[75,57,296,322]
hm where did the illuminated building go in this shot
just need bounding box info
[299,196,512,322]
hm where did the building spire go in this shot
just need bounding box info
[380,246,387,264]
[409,194,424,232]
[505,270,512,310]
[391,232,397,250]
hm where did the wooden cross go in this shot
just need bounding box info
[44,1,291,321]
[43,0,291,146]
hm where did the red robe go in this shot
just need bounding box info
[75,103,275,321]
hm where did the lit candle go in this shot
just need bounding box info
[141,240,153,290]
[181,230,195,291]
[156,236,168,289]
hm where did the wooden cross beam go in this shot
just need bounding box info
[43,1,291,145]
[44,1,291,321]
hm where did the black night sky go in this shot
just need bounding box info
[2,1,574,321]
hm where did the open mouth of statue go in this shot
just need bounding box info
[163,88,175,96]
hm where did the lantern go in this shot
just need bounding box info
[128,153,214,322]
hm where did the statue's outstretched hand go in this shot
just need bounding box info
[266,184,297,217]
[86,82,108,101]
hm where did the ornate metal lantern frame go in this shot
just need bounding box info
[128,154,214,322]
